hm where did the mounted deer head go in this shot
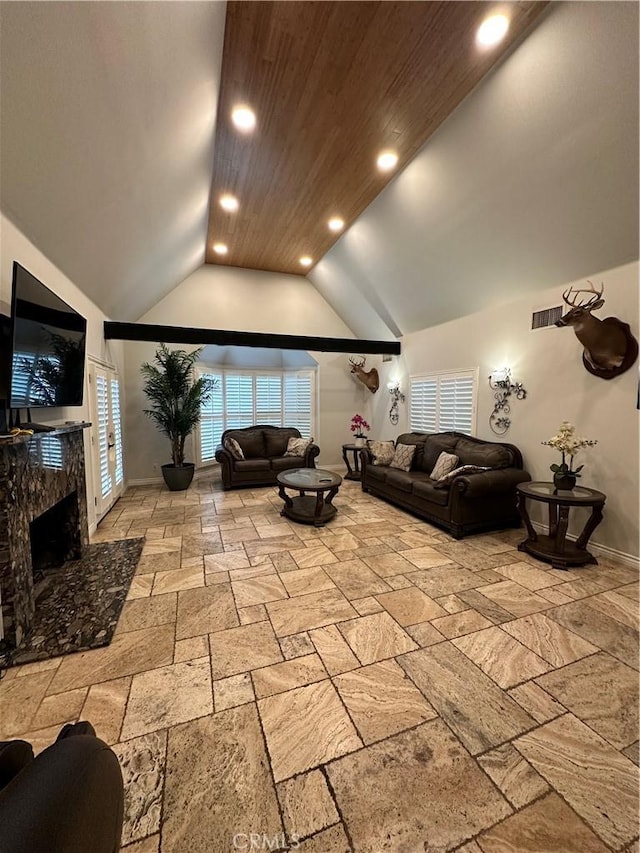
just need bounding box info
[349,356,379,394]
[556,281,638,379]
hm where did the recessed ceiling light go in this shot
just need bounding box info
[213,243,228,255]
[476,14,509,48]
[231,105,256,132]
[377,150,398,172]
[328,217,345,232]
[299,256,313,267]
[219,194,239,213]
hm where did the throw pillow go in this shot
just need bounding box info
[366,439,395,466]
[389,443,416,472]
[224,437,245,460]
[433,463,491,489]
[284,436,313,457]
[430,451,459,480]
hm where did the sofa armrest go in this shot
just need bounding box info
[359,447,373,473]
[303,443,320,468]
[454,468,531,498]
[214,445,233,465]
[214,445,235,490]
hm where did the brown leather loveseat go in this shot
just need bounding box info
[215,425,320,490]
[361,431,530,538]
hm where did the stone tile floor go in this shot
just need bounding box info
[1,475,638,852]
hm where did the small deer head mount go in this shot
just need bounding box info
[556,281,638,379]
[349,356,379,394]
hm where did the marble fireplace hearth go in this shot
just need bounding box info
[7,536,144,667]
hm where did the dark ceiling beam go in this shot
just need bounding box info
[103,321,401,355]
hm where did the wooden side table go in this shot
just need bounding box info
[342,443,363,481]
[516,481,606,569]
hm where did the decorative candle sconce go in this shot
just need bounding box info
[387,381,405,425]
[488,368,527,435]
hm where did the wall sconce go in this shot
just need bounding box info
[387,381,405,425]
[488,368,527,435]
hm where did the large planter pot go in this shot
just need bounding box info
[162,463,195,491]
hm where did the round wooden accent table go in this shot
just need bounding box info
[516,481,606,569]
[277,468,343,527]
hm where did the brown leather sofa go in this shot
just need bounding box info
[215,425,320,490]
[361,431,530,539]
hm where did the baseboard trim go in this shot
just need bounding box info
[531,521,639,570]
[126,467,222,489]
[126,477,164,487]
[126,463,347,490]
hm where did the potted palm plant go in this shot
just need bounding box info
[141,344,214,491]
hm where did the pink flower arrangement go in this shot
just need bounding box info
[350,413,370,437]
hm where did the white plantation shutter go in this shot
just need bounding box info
[224,373,253,431]
[283,372,313,437]
[439,374,475,433]
[410,377,438,433]
[410,370,477,435]
[89,362,124,521]
[197,367,316,465]
[96,373,111,499]
[199,371,224,462]
[110,378,124,486]
[256,375,283,426]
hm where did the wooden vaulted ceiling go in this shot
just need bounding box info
[205,1,548,274]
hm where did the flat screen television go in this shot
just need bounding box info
[9,262,87,408]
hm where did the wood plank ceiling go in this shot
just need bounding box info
[205,1,548,274]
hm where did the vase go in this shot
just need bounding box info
[354,436,366,448]
[553,471,576,491]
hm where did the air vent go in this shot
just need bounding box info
[531,306,563,330]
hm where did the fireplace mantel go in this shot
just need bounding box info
[0,423,91,647]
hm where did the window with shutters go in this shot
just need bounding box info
[199,370,224,464]
[196,368,316,465]
[409,369,478,435]
[96,373,111,499]
[110,378,124,486]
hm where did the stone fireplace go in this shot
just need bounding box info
[0,424,90,648]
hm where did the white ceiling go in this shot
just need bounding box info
[0,1,226,321]
[200,346,317,370]
[310,2,639,338]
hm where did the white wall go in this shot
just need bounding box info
[383,261,638,560]
[123,264,366,481]
[0,213,125,530]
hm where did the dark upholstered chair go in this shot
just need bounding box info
[0,722,124,853]
[215,425,319,490]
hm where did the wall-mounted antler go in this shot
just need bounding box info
[349,355,379,394]
[556,281,638,379]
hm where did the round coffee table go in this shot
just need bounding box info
[516,481,606,569]
[277,468,342,526]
